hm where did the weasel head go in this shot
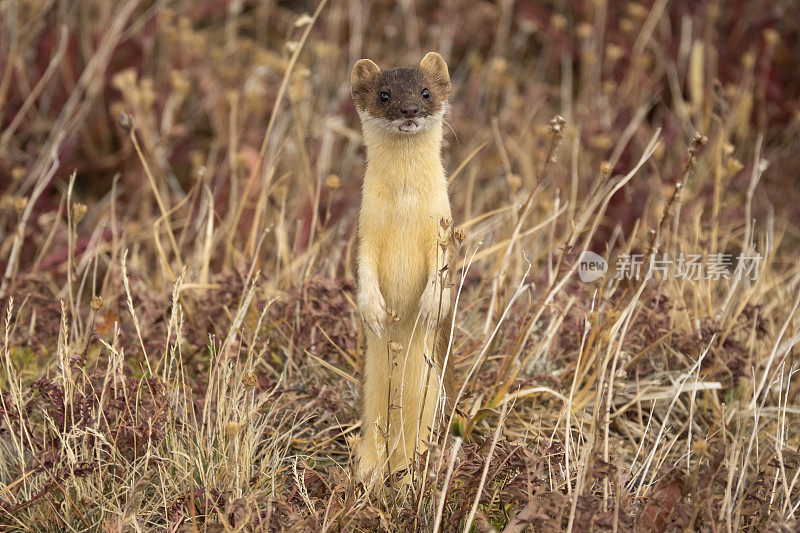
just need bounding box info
[351,52,451,136]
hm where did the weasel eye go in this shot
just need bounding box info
[379,91,390,102]
[421,88,430,98]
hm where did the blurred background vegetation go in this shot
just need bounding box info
[1,0,800,530]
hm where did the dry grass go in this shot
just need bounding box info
[1,0,800,531]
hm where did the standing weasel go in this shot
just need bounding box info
[351,52,454,480]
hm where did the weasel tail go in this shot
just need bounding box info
[351,52,456,481]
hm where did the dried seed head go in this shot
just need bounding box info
[605,44,625,64]
[551,13,567,31]
[294,13,314,27]
[242,373,258,389]
[73,203,87,223]
[708,3,720,21]
[139,78,156,107]
[111,68,137,93]
[576,22,593,41]
[290,68,311,100]
[601,160,613,175]
[654,142,666,160]
[177,16,192,33]
[118,112,133,132]
[549,114,566,136]
[742,51,755,69]
[440,217,451,229]
[157,7,174,25]
[14,197,28,215]
[170,70,191,96]
[726,157,744,175]
[691,131,708,148]
[519,18,537,34]
[234,151,249,171]
[763,28,780,47]
[452,227,467,243]
[189,150,205,177]
[387,309,400,323]
[11,167,25,181]
[90,296,104,311]
[325,174,340,189]
[488,57,509,88]
[723,143,735,156]
[620,18,635,34]
[626,2,649,19]
[693,440,708,456]
[388,340,403,353]
[505,173,522,191]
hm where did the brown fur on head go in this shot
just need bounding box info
[351,52,451,135]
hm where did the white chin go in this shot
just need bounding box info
[398,120,420,133]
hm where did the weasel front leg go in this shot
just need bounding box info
[357,245,387,339]
[357,236,390,481]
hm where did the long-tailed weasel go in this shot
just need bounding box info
[351,52,455,481]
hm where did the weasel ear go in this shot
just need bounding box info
[419,52,451,100]
[351,59,380,98]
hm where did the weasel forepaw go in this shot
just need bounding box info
[358,288,388,338]
[419,281,451,328]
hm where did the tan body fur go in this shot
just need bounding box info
[351,53,454,480]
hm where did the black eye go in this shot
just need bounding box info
[380,91,390,102]
[421,88,430,98]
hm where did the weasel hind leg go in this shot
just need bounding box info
[358,331,390,481]
[359,325,451,483]
[395,327,448,476]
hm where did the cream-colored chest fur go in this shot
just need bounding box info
[358,123,451,315]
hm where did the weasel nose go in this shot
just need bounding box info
[401,104,418,118]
